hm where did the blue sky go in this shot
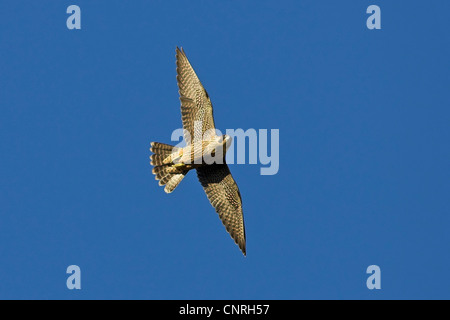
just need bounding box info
[0,1,449,299]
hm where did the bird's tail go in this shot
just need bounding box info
[149,142,188,193]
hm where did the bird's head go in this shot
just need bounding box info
[219,134,232,153]
[209,134,232,161]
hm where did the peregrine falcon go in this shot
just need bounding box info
[149,47,246,256]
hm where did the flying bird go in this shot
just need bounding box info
[149,47,246,256]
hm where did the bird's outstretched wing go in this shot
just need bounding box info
[176,47,216,144]
[196,164,246,255]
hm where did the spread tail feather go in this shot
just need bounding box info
[150,142,188,193]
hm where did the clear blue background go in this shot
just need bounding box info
[0,1,449,299]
